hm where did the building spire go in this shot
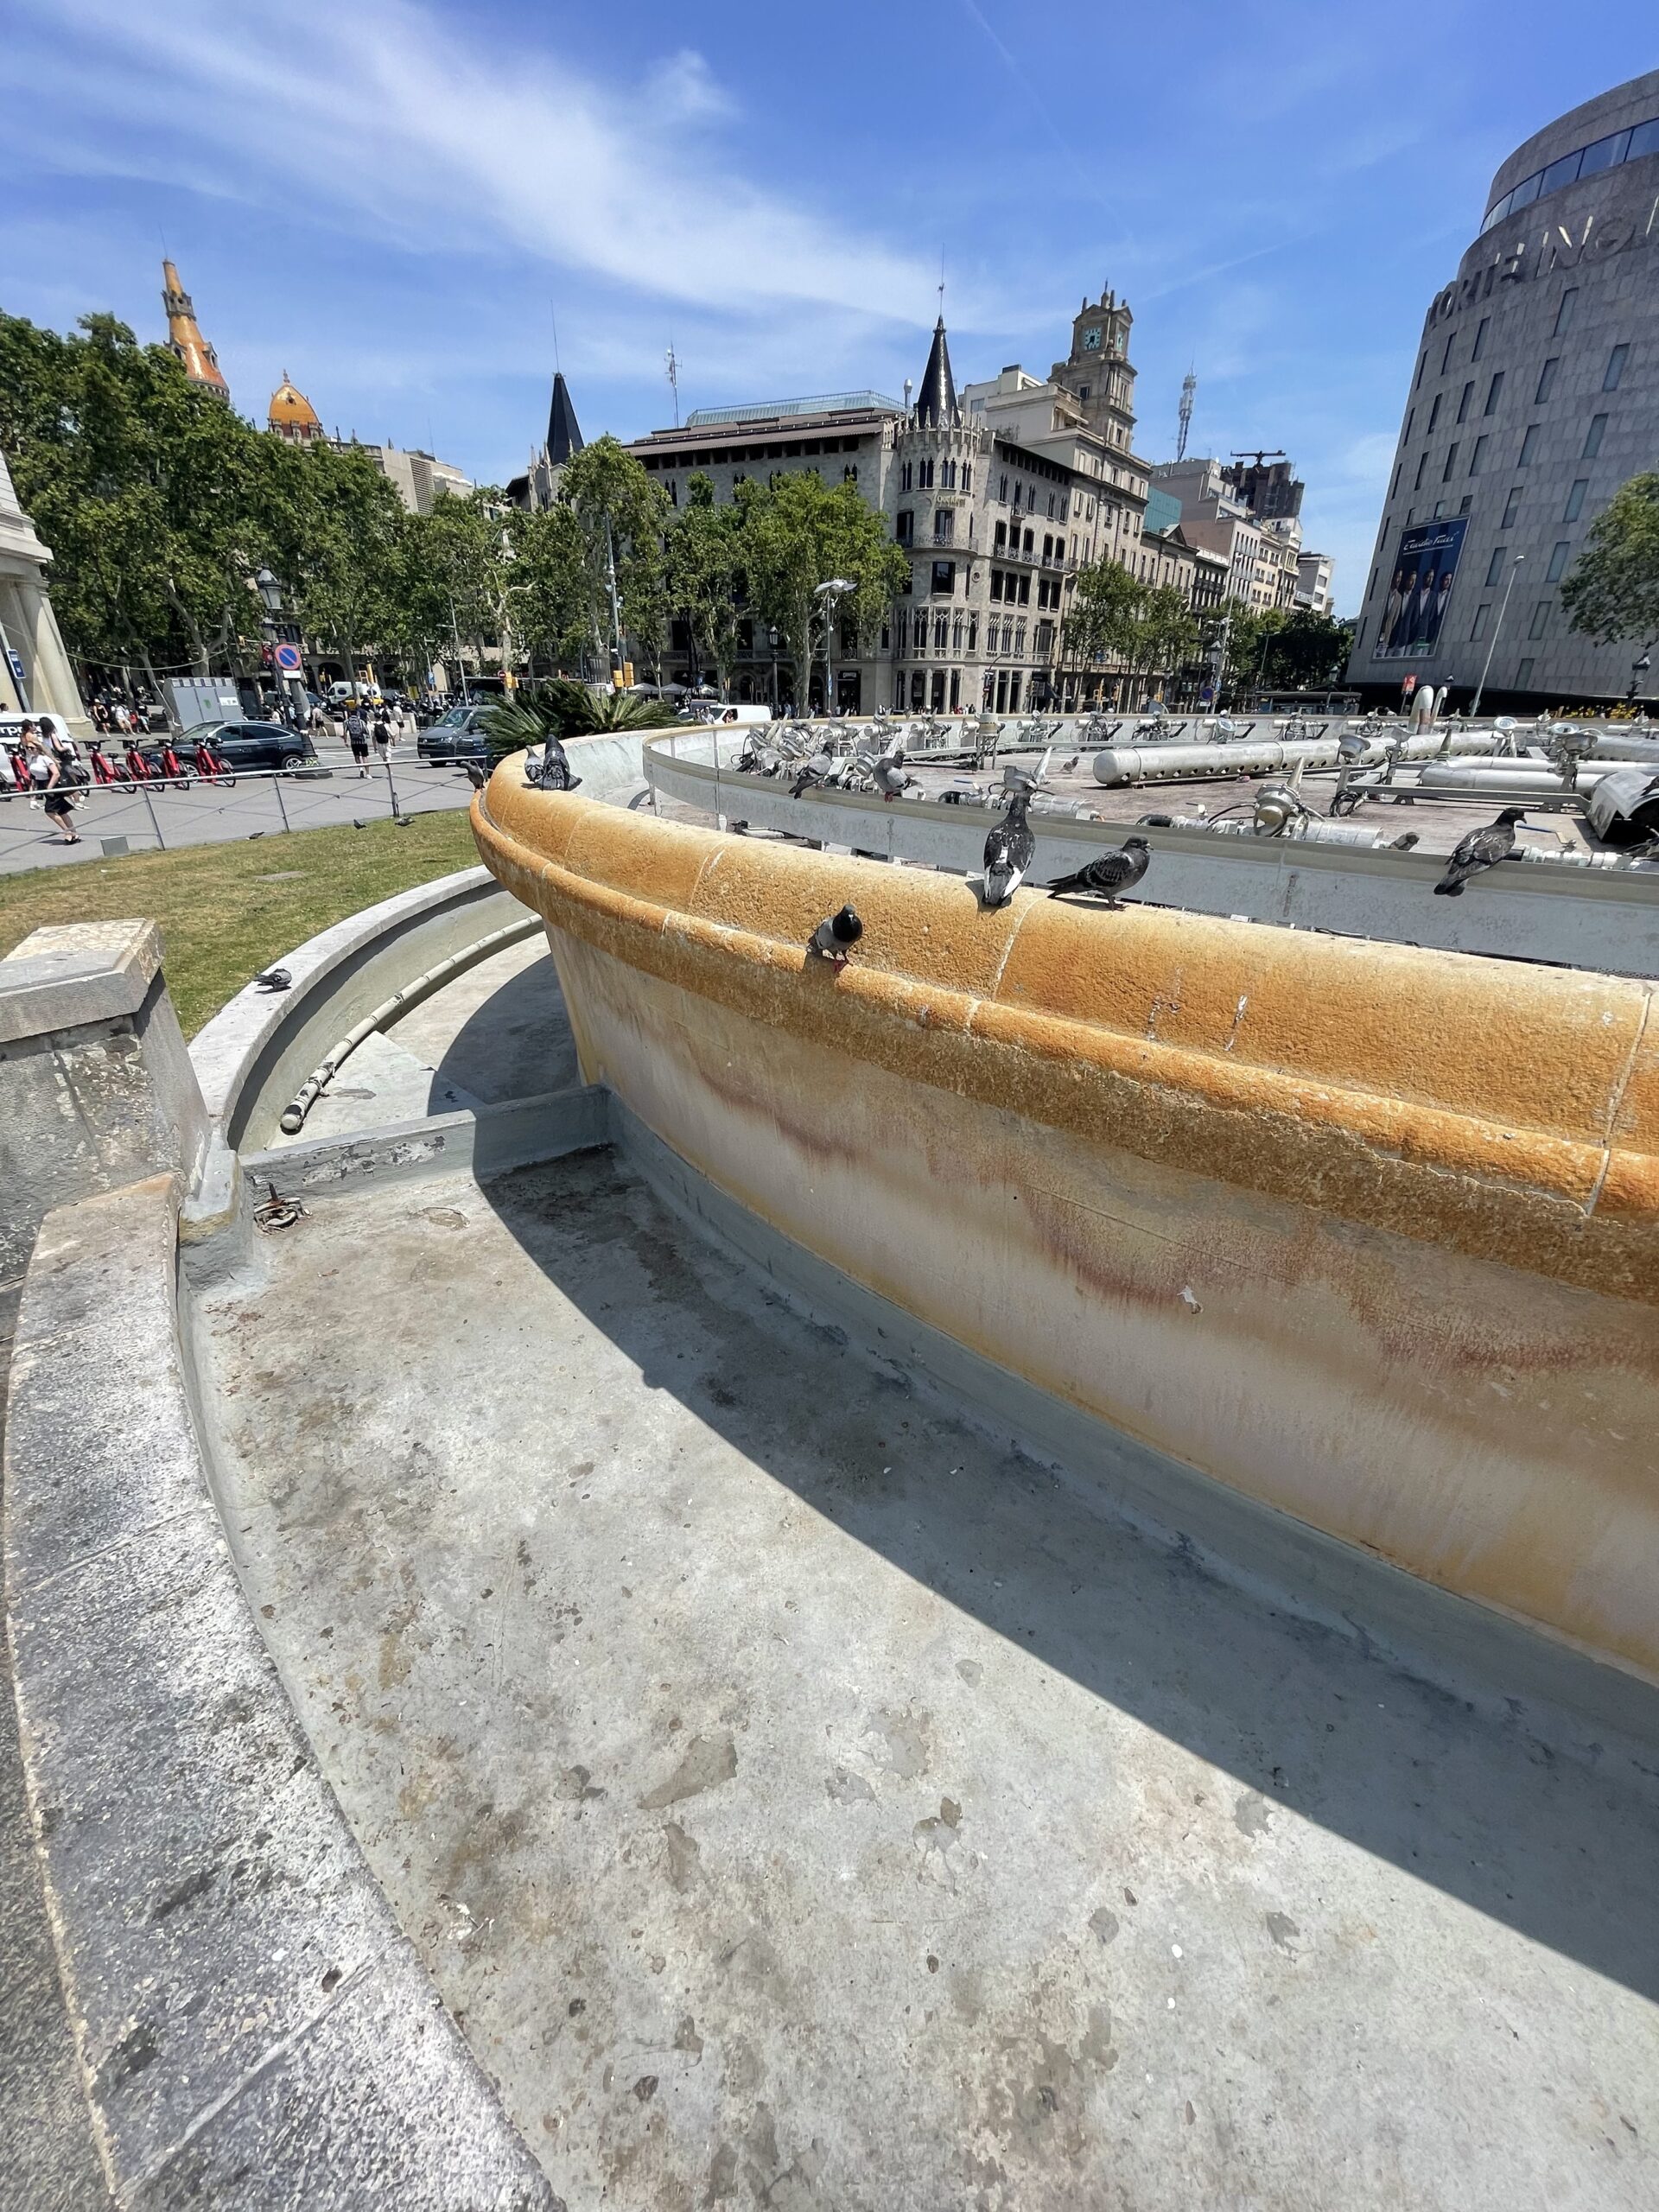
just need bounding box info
[914,315,957,429]
[161,259,229,399]
[546,371,583,464]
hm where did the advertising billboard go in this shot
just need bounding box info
[1375,518,1467,660]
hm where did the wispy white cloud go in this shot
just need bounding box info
[13,0,946,325]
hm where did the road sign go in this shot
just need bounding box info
[275,642,303,675]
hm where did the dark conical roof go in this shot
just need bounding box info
[546,371,583,464]
[914,316,957,428]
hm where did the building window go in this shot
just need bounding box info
[1414,350,1427,389]
[1529,601,1550,640]
[1471,604,1491,640]
[1554,289,1578,337]
[1389,463,1402,499]
[1353,619,1366,653]
[1459,495,1472,515]
[1485,547,1507,587]
[1583,414,1608,459]
[1440,333,1454,374]
[1502,486,1522,528]
[1484,370,1504,415]
[1519,424,1541,465]
[941,457,956,489]
[1472,316,1490,361]
[1367,565,1378,601]
[1604,344,1630,392]
[1442,442,1459,480]
[931,560,955,595]
[918,457,935,489]
[1018,574,1031,605]
[1546,540,1571,582]
[989,569,1003,602]
[952,613,964,652]
[1015,620,1027,657]
[1433,499,1447,518]
[1427,393,1443,432]
[933,612,949,652]
[1455,380,1475,424]
[998,473,1008,500]
[901,461,912,491]
[896,608,907,652]
[968,613,978,652]
[1414,453,1428,489]
[896,510,913,543]
[1469,434,1488,474]
[1404,406,1415,444]
[962,465,972,492]
[1535,358,1559,403]
[934,508,954,544]
[1517,658,1535,687]
[1564,478,1587,522]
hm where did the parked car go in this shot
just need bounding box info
[181,720,321,772]
[417,704,492,763]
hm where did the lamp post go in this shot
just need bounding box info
[1627,652,1651,707]
[254,567,289,722]
[1470,553,1524,721]
[768,626,780,715]
[814,577,854,716]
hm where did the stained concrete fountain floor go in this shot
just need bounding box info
[192,1153,1659,2211]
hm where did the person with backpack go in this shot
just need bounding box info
[24,725,80,844]
[372,704,392,758]
[346,706,370,776]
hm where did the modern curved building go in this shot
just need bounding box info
[1349,70,1659,709]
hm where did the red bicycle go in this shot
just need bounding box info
[190,735,236,787]
[88,741,130,785]
[152,738,191,788]
[123,741,156,783]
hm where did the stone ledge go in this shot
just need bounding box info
[0,920,162,1047]
[3,1176,552,2209]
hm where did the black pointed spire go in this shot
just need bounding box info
[914,316,957,428]
[546,372,583,464]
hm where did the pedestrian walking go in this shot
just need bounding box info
[25,726,80,844]
[372,705,391,757]
[346,706,370,776]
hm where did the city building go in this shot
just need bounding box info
[1348,68,1659,707]
[1222,453,1304,521]
[333,437,473,515]
[626,291,1185,711]
[1295,549,1336,614]
[161,258,228,399]
[1149,455,1305,610]
[508,372,585,512]
[0,447,87,731]
[267,375,325,446]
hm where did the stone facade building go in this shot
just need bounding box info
[1348,69,1659,708]
[0,448,88,732]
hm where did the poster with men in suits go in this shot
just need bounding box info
[1374,518,1467,659]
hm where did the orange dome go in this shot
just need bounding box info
[268,374,322,438]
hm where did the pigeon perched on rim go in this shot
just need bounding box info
[808,905,862,969]
[1433,806,1526,896]
[873,756,918,803]
[1046,836,1150,905]
[982,786,1035,909]
[253,966,292,992]
[532,735,582,792]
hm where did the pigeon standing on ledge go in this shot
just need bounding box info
[1046,836,1151,906]
[533,735,582,792]
[252,967,291,992]
[873,756,917,804]
[1433,807,1526,896]
[982,787,1035,909]
[809,906,862,969]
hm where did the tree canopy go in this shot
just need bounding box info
[1562,473,1659,652]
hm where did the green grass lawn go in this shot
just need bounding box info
[0,811,483,1038]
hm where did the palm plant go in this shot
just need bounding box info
[480,679,677,763]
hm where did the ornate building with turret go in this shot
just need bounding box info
[161,259,228,399]
[624,295,1174,711]
[507,372,585,512]
[268,375,325,446]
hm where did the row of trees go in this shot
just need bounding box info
[0,308,906,701]
[1062,556,1356,701]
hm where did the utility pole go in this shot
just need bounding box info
[605,517,625,688]
[1176,370,1196,462]
[1470,554,1524,719]
[665,342,680,429]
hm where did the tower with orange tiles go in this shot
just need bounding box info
[161,258,229,398]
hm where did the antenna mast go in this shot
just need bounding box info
[664,341,680,428]
[1176,369,1196,461]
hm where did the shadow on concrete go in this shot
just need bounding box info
[430,947,579,1107]
[474,1149,1659,2010]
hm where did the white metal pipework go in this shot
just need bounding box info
[276,915,541,1135]
[1136,810,1421,851]
[1092,729,1503,786]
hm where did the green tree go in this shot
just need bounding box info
[261,439,404,690]
[556,435,670,677]
[740,473,906,710]
[1562,473,1659,653]
[1063,557,1147,675]
[664,474,746,690]
[1255,607,1356,690]
[507,503,588,677]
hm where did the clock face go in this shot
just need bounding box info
[1082,327,1103,351]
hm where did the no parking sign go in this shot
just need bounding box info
[275,642,303,676]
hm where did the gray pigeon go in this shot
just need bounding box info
[873,757,917,803]
[982,788,1035,909]
[1433,806,1526,896]
[533,735,582,791]
[808,905,862,969]
[1046,836,1150,905]
[253,967,292,992]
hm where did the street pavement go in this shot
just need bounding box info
[0,734,480,875]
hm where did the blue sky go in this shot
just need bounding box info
[2,1,1653,611]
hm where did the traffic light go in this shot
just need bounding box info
[622,661,635,688]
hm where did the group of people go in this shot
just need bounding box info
[88,695,152,740]
[339,699,405,776]
[0,716,85,843]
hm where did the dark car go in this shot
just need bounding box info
[417,704,492,763]
[183,721,321,772]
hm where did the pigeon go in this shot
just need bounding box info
[533,736,582,792]
[808,905,862,969]
[1046,836,1151,905]
[1390,832,1420,851]
[1062,754,1080,772]
[253,966,292,992]
[791,755,833,798]
[464,760,487,790]
[873,757,917,804]
[1433,806,1527,896]
[982,787,1035,909]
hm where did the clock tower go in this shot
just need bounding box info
[1051,286,1138,453]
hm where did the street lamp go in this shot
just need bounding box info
[767,626,780,715]
[253,567,289,721]
[1470,554,1524,721]
[1627,652,1651,707]
[814,578,854,715]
